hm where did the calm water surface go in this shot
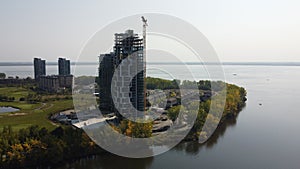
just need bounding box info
[0,107,19,113]
[1,64,300,169]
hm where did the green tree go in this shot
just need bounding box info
[0,73,6,79]
[118,119,152,138]
[26,94,42,103]
[167,105,181,121]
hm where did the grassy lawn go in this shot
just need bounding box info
[0,101,41,110]
[0,100,74,131]
[0,86,74,131]
[0,87,34,101]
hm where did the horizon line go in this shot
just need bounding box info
[1,61,300,66]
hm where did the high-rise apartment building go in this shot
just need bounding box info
[99,52,115,112]
[58,58,71,75]
[34,58,46,79]
[99,30,144,114]
[34,57,73,92]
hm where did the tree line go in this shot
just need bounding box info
[0,126,104,169]
[146,77,227,92]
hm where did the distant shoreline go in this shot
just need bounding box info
[1,62,300,66]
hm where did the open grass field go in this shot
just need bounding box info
[0,101,41,110]
[0,87,35,101]
[0,87,74,131]
[0,100,74,131]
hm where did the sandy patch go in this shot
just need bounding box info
[8,113,27,116]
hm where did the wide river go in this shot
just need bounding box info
[1,64,300,169]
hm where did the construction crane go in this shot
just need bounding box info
[141,16,148,111]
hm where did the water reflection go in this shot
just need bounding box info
[173,115,239,155]
[57,153,153,169]
[55,111,241,169]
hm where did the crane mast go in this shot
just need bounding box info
[141,16,148,111]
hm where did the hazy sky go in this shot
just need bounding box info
[0,0,300,62]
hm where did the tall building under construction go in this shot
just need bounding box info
[99,30,144,114]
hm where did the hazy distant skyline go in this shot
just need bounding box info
[1,0,300,62]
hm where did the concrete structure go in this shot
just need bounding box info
[58,58,71,75]
[39,75,73,92]
[34,58,46,79]
[99,53,115,112]
[39,75,59,92]
[98,30,145,115]
[35,57,73,92]
[58,75,73,88]
[72,116,117,129]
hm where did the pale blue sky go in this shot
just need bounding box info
[0,0,299,62]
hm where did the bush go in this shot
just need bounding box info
[0,95,8,101]
[0,73,6,79]
[8,97,15,102]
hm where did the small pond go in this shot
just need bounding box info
[0,107,20,114]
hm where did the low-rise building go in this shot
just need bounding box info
[39,75,73,92]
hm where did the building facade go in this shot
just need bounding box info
[39,75,73,92]
[35,57,73,92]
[99,30,144,115]
[99,53,115,112]
[58,58,71,75]
[39,75,59,92]
[34,58,46,79]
